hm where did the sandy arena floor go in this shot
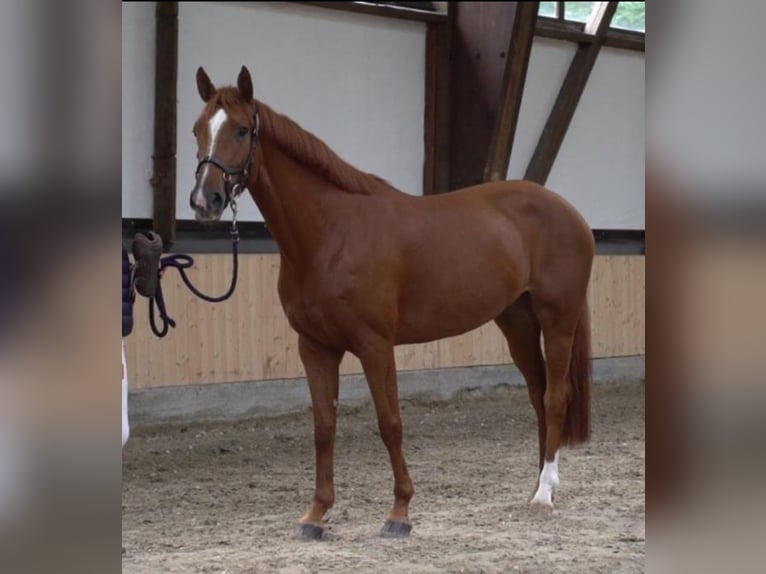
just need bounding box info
[122,380,645,573]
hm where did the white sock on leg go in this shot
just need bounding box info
[531,451,559,507]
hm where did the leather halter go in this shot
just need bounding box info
[195,106,260,207]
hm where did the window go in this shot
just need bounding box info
[611,2,645,33]
[538,1,598,23]
[536,2,645,50]
[565,2,599,23]
[537,2,645,34]
[539,2,557,18]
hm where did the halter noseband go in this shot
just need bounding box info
[195,108,260,208]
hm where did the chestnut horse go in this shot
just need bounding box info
[189,66,594,540]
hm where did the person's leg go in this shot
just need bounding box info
[122,339,129,448]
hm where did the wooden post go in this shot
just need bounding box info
[151,2,178,245]
[423,9,452,194]
[448,2,519,190]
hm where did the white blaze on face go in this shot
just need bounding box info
[206,108,228,157]
[193,108,228,210]
[531,451,560,507]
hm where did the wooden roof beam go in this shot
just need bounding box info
[483,2,538,182]
[584,1,615,35]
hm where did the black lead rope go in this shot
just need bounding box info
[149,225,240,338]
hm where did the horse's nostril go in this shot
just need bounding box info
[211,193,224,210]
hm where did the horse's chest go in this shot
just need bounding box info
[278,283,344,343]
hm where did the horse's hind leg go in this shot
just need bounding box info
[297,335,344,540]
[357,339,414,538]
[529,297,590,512]
[495,293,547,474]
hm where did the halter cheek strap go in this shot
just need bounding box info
[195,109,260,206]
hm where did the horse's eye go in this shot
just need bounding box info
[237,126,249,138]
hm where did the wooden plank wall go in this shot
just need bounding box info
[125,255,644,389]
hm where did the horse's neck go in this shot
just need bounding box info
[249,139,335,264]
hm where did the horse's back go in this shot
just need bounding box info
[388,180,594,343]
[406,179,593,259]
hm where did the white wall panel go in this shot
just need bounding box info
[509,39,645,229]
[122,2,156,219]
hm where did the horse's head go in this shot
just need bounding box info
[190,65,260,223]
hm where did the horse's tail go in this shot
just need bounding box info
[563,303,591,446]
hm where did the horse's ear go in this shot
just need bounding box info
[237,65,253,103]
[196,66,215,102]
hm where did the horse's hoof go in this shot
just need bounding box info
[381,520,412,538]
[529,499,554,516]
[298,523,326,541]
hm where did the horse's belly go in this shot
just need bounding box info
[395,311,502,345]
[395,274,524,345]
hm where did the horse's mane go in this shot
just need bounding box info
[208,88,398,195]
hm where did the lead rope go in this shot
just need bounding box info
[149,200,240,338]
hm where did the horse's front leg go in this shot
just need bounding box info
[297,335,343,541]
[358,340,414,538]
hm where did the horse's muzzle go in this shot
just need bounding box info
[190,187,225,222]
